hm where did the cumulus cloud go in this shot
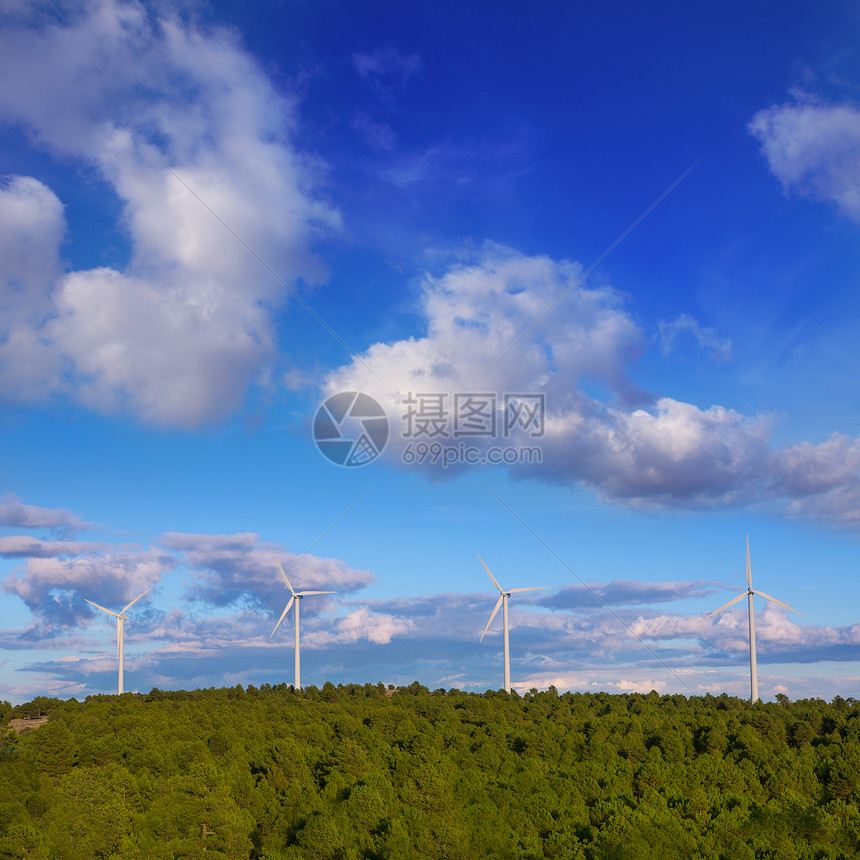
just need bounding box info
[0,521,387,671]
[628,613,712,642]
[323,244,860,522]
[4,548,174,630]
[0,176,64,324]
[280,584,860,696]
[0,1,340,427]
[0,493,92,536]
[0,177,68,402]
[357,592,581,657]
[3,519,856,698]
[749,97,860,222]
[0,506,382,646]
[160,531,374,613]
[324,241,647,410]
[771,433,860,525]
[306,606,415,647]
[536,398,769,504]
[631,602,860,665]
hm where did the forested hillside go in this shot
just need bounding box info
[1,684,858,859]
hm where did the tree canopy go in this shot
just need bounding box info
[1,684,858,858]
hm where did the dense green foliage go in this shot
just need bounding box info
[1,684,859,859]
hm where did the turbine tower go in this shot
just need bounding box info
[270,558,336,690]
[477,553,551,693]
[85,587,152,694]
[706,535,803,703]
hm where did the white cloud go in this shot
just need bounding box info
[160,531,374,610]
[0,1,340,427]
[4,548,173,629]
[772,433,860,526]
[0,524,380,654]
[540,397,774,504]
[47,265,274,426]
[324,241,646,409]
[0,178,66,401]
[306,606,416,647]
[324,244,860,522]
[0,176,64,326]
[631,602,860,664]
[749,98,860,222]
[628,613,712,641]
[2,516,857,700]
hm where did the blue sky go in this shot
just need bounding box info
[1,0,859,704]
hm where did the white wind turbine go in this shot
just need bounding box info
[477,553,551,693]
[270,558,337,690]
[706,535,803,703]
[85,587,152,695]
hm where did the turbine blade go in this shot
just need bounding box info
[507,586,553,594]
[85,599,119,618]
[276,558,297,597]
[754,590,804,616]
[480,595,504,641]
[705,592,746,618]
[270,597,295,638]
[476,552,503,593]
[121,586,152,616]
[746,534,752,589]
[297,590,337,596]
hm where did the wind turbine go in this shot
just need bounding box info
[706,535,803,703]
[270,558,336,690]
[477,553,551,693]
[85,587,152,694]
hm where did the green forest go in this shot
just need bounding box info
[1,684,858,859]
